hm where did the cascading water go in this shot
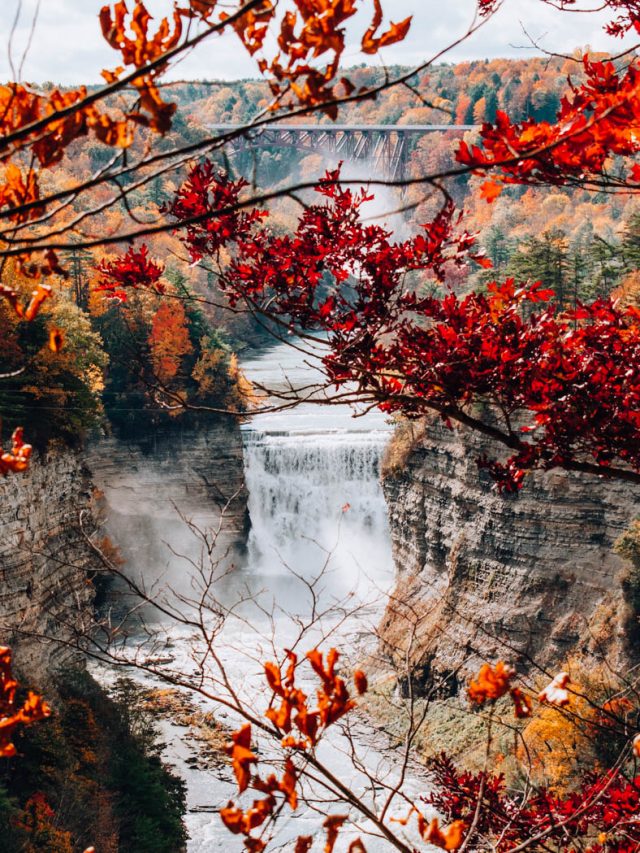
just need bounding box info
[242,430,393,598]
[238,341,394,612]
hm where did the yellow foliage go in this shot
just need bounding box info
[86,365,105,394]
[517,693,595,794]
[191,346,225,395]
[517,656,623,793]
[228,353,259,408]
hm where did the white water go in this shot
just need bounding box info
[240,341,393,608]
[98,339,429,851]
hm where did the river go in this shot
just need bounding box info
[99,338,428,851]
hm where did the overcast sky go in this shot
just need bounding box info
[0,0,635,84]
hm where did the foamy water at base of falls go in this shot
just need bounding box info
[95,340,430,852]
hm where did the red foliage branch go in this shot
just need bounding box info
[161,163,268,262]
[96,244,165,301]
[138,163,640,491]
[458,55,640,197]
[424,752,640,853]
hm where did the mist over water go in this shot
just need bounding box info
[339,157,410,241]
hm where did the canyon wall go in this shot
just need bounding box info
[85,418,248,598]
[0,447,98,683]
[380,420,640,695]
[0,417,248,682]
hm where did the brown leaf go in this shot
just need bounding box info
[323,814,347,853]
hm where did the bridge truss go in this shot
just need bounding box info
[210,124,475,182]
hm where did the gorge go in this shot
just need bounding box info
[5,2,640,848]
[1,340,639,848]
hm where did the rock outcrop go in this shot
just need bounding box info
[0,447,98,682]
[380,419,640,695]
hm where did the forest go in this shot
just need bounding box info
[2,1,640,852]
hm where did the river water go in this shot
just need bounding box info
[100,339,428,850]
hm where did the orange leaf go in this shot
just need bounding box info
[266,699,293,732]
[510,687,533,719]
[220,803,246,834]
[0,647,50,757]
[468,661,515,704]
[49,327,64,353]
[265,661,283,693]
[227,724,256,793]
[423,818,466,851]
[280,757,298,809]
[219,796,274,837]
[323,814,347,853]
[24,284,52,321]
[479,180,503,203]
[361,0,412,54]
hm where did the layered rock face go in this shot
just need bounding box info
[0,449,97,682]
[85,419,248,599]
[380,420,640,694]
[0,418,247,682]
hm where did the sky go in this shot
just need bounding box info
[0,0,636,85]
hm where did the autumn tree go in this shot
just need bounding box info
[6,0,640,492]
[148,301,193,386]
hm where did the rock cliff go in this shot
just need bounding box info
[0,417,248,682]
[85,418,248,599]
[380,419,640,695]
[0,448,98,682]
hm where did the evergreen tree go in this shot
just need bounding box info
[585,235,622,298]
[506,229,570,307]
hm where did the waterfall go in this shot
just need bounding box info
[238,340,395,609]
[243,429,393,598]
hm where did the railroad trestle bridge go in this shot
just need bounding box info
[210,124,475,182]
